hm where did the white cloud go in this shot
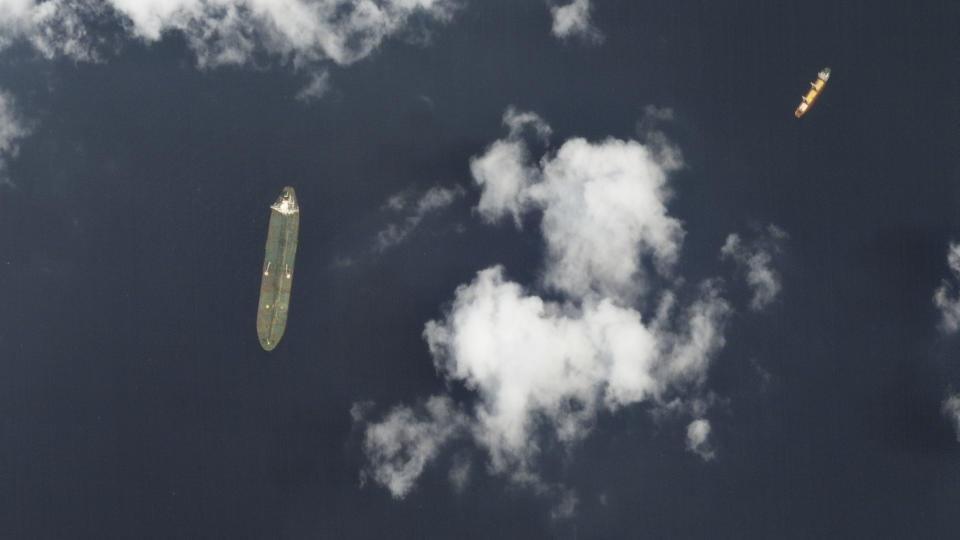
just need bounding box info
[423,266,728,477]
[721,224,788,311]
[425,267,658,478]
[549,0,602,44]
[503,106,552,141]
[933,242,960,333]
[360,395,467,499]
[375,184,464,251]
[0,89,32,187]
[470,107,549,227]
[472,108,684,302]
[685,418,715,460]
[1,1,460,70]
[943,394,960,442]
[532,138,684,301]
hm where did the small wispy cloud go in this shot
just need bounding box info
[295,71,331,103]
[685,418,715,461]
[470,106,550,228]
[359,395,467,499]
[551,488,578,520]
[721,224,788,311]
[933,242,960,333]
[503,106,552,141]
[943,394,960,442]
[0,90,32,188]
[549,0,603,44]
[636,105,683,171]
[375,184,465,251]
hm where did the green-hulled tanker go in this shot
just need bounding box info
[257,187,299,351]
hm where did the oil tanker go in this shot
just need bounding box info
[256,187,299,351]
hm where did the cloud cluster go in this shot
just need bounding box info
[1,0,460,68]
[549,0,602,44]
[943,394,960,442]
[375,184,464,251]
[933,242,960,333]
[0,0,106,61]
[721,224,788,311]
[0,90,32,187]
[420,267,728,482]
[360,108,735,510]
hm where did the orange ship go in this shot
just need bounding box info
[794,67,830,118]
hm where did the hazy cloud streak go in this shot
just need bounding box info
[295,70,330,102]
[943,394,960,442]
[933,242,960,333]
[0,90,32,187]
[375,184,464,251]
